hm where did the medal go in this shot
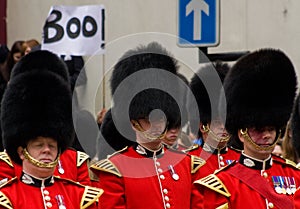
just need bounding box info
[272,176,282,194]
[290,177,297,194]
[56,195,66,209]
[285,177,292,195]
[278,176,286,194]
[58,160,65,174]
[168,165,179,181]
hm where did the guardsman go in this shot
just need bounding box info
[0,50,91,186]
[0,50,102,208]
[290,92,300,208]
[186,61,240,178]
[90,42,204,209]
[192,48,300,209]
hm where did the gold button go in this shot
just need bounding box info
[43,190,49,195]
[44,196,51,201]
[268,202,274,208]
[263,172,268,178]
[166,203,171,208]
[157,168,163,173]
[156,162,160,166]
[219,156,223,160]
[160,175,165,180]
[220,161,225,166]
[46,202,52,208]
[163,189,168,194]
[164,196,169,201]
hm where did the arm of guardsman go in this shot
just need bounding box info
[0,152,21,184]
[76,150,91,186]
[90,148,126,209]
[191,165,231,209]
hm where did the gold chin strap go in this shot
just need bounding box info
[202,124,231,143]
[132,120,167,141]
[239,128,280,152]
[23,148,59,169]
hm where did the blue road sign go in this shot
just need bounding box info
[178,0,219,47]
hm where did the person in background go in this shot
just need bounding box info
[2,40,28,82]
[192,48,300,209]
[0,51,91,186]
[90,42,204,209]
[24,39,40,55]
[186,61,240,179]
[0,50,102,208]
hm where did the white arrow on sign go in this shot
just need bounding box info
[186,0,209,40]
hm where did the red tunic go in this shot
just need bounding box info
[90,144,204,209]
[192,154,300,209]
[187,144,240,179]
[0,148,91,185]
[0,173,102,209]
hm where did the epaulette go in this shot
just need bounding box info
[0,152,13,167]
[54,176,103,209]
[77,151,90,167]
[80,186,103,209]
[0,177,17,189]
[191,155,206,174]
[0,191,13,209]
[90,159,122,177]
[182,144,199,153]
[214,161,237,174]
[107,146,128,158]
[195,174,231,197]
[272,156,299,170]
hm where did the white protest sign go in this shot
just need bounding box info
[42,5,105,56]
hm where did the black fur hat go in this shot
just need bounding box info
[291,93,300,158]
[10,50,69,83]
[1,71,74,164]
[100,108,135,150]
[110,42,181,140]
[221,48,297,135]
[189,62,229,134]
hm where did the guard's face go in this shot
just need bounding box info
[24,137,58,163]
[248,127,277,146]
[163,127,180,146]
[240,126,277,159]
[138,118,167,137]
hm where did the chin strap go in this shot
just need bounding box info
[239,128,281,152]
[202,124,231,143]
[132,120,167,141]
[23,148,59,169]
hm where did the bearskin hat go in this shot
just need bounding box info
[100,108,135,150]
[1,71,74,164]
[291,93,300,158]
[221,48,297,135]
[109,42,182,142]
[10,50,69,83]
[188,61,229,135]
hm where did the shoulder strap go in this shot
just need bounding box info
[195,174,231,197]
[77,151,90,167]
[0,191,13,209]
[90,159,122,177]
[191,155,206,173]
[0,152,13,167]
[80,186,104,209]
[227,164,293,209]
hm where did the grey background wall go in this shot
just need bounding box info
[7,0,300,116]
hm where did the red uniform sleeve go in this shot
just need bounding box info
[98,171,126,209]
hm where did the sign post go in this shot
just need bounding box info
[178,0,219,47]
